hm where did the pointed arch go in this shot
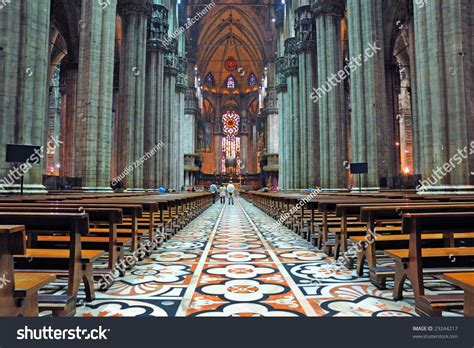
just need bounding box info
[224,75,237,89]
[204,72,216,87]
[248,72,257,87]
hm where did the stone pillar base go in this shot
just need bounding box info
[0,184,48,195]
[321,188,350,193]
[82,187,114,193]
[125,188,146,192]
[350,187,381,192]
[417,185,474,195]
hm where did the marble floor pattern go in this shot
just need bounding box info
[40,196,463,317]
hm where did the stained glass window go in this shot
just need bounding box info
[221,111,241,175]
[205,73,215,87]
[222,110,240,137]
[248,73,257,86]
[226,75,235,89]
[221,136,241,174]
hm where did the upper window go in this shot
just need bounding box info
[222,110,240,137]
[226,75,236,89]
[248,73,257,87]
[204,73,215,87]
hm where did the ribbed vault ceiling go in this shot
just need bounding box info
[190,0,273,94]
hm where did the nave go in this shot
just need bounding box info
[62,197,457,317]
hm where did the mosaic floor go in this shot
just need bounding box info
[40,196,463,317]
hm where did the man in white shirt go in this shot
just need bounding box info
[210,182,218,204]
[226,181,235,205]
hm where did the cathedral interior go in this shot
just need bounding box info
[0,0,471,193]
[0,0,474,323]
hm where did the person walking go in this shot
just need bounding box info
[227,181,235,205]
[210,182,218,204]
[219,185,226,204]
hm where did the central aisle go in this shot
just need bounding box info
[176,197,317,316]
[75,196,420,317]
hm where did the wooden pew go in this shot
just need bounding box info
[443,272,474,317]
[0,205,123,272]
[0,212,103,314]
[51,192,212,248]
[313,197,435,253]
[384,212,474,316]
[334,200,443,259]
[356,203,474,287]
[41,198,160,248]
[31,202,144,252]
[0,225,56,317]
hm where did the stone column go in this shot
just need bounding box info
[176,56,188,188]
[144,4,168,189]
[296,5,318,188]
[60,60,78,178]
[347,0,391,189]
[0,0,50,192]
[276,56,288,189]
[384,60,401,178]
[47,67,62,175]
[240,109,249,174]
[264,88,279,154]
[312,0,348,189]
[413,0,474,190]
[214,99,223,174]
[163,39,179,188]
[184,89,198,156]
[117,0,151,190]
[184,88,198,185]
[285,38,300,189]
[75,0,117,190]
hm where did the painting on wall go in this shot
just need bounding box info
[197,118,209,153]
[198,118,213,153]
[204,123,213,152]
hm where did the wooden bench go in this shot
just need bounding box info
[0,225,56,317]
[384,212,474,316]
[443,272,474,317]
[356,203,474,287]
[18,202,143,252]
[0,205,123,271]
[0,212,103,312]
[314,198,435,254]
[333,201,444,258]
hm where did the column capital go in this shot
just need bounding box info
[263,88,278,115]
[185,88,198,114]
[176,56,188,91]
[147,4,169,46]
[164,39,179,76]
[295,5,315,52]
[275,56,287,91]
[118,0,152,17]
[284,38,299,76]
[311,0,345,18]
